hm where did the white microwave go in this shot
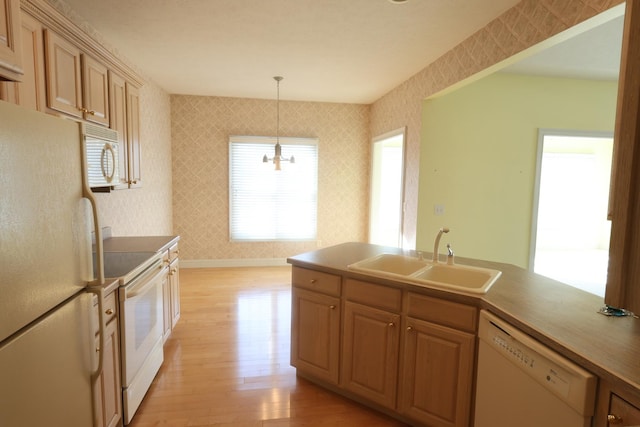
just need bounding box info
[82,123,119,189]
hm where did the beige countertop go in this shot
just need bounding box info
[101,235,180,254]
[287,242,640,399]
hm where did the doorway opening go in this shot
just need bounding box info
[530,130,613,296]
[369,128,406,247]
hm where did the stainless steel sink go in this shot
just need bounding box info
[348,253,501,295]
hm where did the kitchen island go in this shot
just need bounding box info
[287,242,640,426]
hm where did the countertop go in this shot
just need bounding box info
[287,242,640,399]
[101,235,180,254]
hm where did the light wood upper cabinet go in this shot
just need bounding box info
[108,70,128,187]
[82,54,109,126]
[109,71,143,189]
[44,29,109,125]
[0,0,23,81]
[0,11,45,109]
[44,29,82,118]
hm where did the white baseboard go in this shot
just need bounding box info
[180,258,290,268]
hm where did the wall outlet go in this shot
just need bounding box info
[434,204,445,216]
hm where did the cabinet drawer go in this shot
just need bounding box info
[406,293,477,333]
[345,279,402,312]
[292,267,341,296]
[93,290,118,334]
[610,394,640,425]
[169,242,179,262]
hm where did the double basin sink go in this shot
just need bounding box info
[347,253,501,295]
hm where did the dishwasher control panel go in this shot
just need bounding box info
[478,310,596,416]
[488,323,572,398]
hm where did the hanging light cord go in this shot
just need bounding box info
[275,76,282,145]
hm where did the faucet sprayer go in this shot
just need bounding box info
[433,227,450,263]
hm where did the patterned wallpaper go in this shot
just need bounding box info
[48,0,174,237]
[50,0,623,261]
[171,96,370,262]
[371,0,623,249]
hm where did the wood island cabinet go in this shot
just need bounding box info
[92,288,122,427]
[290,266,478,427]
[596,380,640,426]
[400,293,476,427]
[0,0,23,81]
[341,279,401,409]
[290,267,341,384]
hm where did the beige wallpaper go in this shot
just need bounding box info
[371,0,623,249]
[171,96,370,263]
[51,0,623,262]
[49,0,174,237]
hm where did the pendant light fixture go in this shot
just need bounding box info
[262,76,294,170]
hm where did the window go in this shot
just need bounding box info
[229,136,318,241]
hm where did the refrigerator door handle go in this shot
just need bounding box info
[79,124,105,287]
[86,286,104,427]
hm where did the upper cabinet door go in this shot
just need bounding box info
[44,29,82,119]
[82,54,109,126]
[0,0,23,81]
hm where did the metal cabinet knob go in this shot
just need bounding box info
[607,414,623,424]
[388,322,395,327]
[406,326,413,331]
[310,279,317,284]
[329,305,336,310]
[105,308,114,315]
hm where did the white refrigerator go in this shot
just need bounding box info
[0,101,101,426]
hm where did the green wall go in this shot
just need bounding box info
[416,73,618,268]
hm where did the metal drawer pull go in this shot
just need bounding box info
[310,279,317,284]
[105,308,114,315]
[406,326,413,331]
[329,305,336,309]
[388,322,395,327]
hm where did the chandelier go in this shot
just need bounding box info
[262,76,294,170]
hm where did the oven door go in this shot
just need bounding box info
[119,259,165,387]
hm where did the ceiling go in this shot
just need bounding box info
[60,0,623,104]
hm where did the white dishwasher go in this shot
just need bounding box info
[474,310,596,427]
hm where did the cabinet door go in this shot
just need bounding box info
[108,70,129,187]
[399,317,474,427]
[162,268,172,342]
[81,54,109,126]
[291,287,340,384]
[93,318,122,427]
[341,301,400,409]
[169,258,180,328]
[44,29,82,118]
[0,12,45,110]
[125,82,142,188]
[0,0,23,81]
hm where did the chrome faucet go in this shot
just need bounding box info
[432,227,450,263]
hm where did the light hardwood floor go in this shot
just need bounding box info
[129,266,408,427]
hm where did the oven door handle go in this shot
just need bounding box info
[126,263,166,298]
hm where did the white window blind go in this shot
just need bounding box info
[229,136,318,241]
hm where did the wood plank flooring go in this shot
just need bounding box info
[129,266,408,427]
